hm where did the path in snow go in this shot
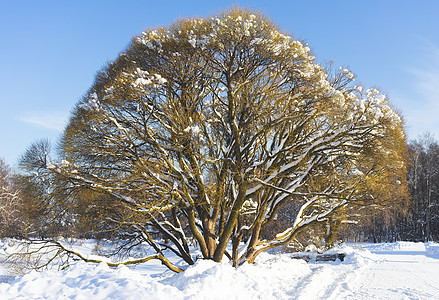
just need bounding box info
[308,242,439,299]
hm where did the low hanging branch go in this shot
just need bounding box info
[13,240,183,273]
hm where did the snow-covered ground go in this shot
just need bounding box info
[0,239,438,299]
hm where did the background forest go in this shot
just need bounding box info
[2,134,439,244]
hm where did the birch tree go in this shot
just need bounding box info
[22,9,406,270]
[0,159,24,237]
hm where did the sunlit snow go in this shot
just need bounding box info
[1,240,438,299]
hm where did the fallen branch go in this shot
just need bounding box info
[288,252,346,262]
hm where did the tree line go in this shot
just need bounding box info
[353,134,439,243]
[5,133,435,245]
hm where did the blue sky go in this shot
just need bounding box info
[1,0,439,167]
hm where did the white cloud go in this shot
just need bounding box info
[400,41,439,139]
[408,42,439,108]
[18,111,69,131]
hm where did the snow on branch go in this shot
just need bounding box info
[18,240,183,273]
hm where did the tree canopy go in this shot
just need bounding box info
[21,9,407,271]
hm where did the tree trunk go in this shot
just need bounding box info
[213,182,248,262]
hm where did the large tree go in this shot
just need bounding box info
[22,9,406,271]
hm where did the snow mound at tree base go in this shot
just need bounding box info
[162,253,311,299]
